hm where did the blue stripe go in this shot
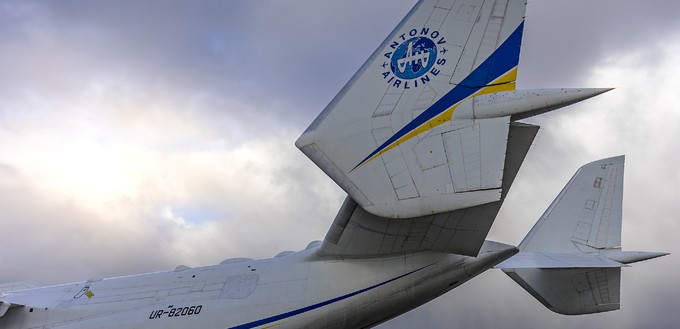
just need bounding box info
[352,21,525,171]
[228,263,435,329]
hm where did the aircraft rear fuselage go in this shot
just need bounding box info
[0,242,516,329]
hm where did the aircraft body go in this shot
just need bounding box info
[0,242,516,328]
[0,0,667,328]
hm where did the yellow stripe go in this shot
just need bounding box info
[358,67,518,167]
[470,67,517,97]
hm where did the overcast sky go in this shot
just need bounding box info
[0,1,678,328]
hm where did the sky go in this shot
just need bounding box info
[0,0,678,328]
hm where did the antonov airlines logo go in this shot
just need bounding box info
[382,28,447,89]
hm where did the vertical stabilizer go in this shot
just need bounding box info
[520,156,624,253]
[496,156,668,315]
[296,0,528,218]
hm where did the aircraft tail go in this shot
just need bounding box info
[296,0,611,219]
[496,156,668,315]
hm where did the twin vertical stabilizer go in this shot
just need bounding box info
[496,157,668,315]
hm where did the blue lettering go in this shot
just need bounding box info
[393,79,402,88]
[421,28,430,36]
[430,68,440,76]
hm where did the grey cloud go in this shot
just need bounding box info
[519,0,680,88]
[0,163,19,177]
[1,0,679,328]
[0,136,344,285]
[4,0,679,130]
[0,0,415,131]
[0,177,169,284]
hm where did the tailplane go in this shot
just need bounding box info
[496,156,668,315]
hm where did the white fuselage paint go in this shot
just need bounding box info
[0,241,516,329]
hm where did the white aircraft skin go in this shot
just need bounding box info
[0,0,667,328]
[0,242,514,328]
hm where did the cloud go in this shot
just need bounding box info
[0,0,678,328]
[0,0,415,128]
[520,0,680,88]
[0,0,350,284]
[0,120,344,284]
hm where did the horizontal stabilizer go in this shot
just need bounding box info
[495,251,668,269]
[453,88,612,120]
[604,251,669,264]
[495,252,627,269]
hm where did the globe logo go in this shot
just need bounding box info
[380,29,447,89]
[390,37,438,80]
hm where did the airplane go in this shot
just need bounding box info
[0,0,668,328]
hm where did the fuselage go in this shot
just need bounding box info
[0,241,516,329]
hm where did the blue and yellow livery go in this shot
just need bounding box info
[352,21,524,171]
[296,0,530,219]
[296,0,608,219]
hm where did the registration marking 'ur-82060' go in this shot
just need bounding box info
[148,305,202,320]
